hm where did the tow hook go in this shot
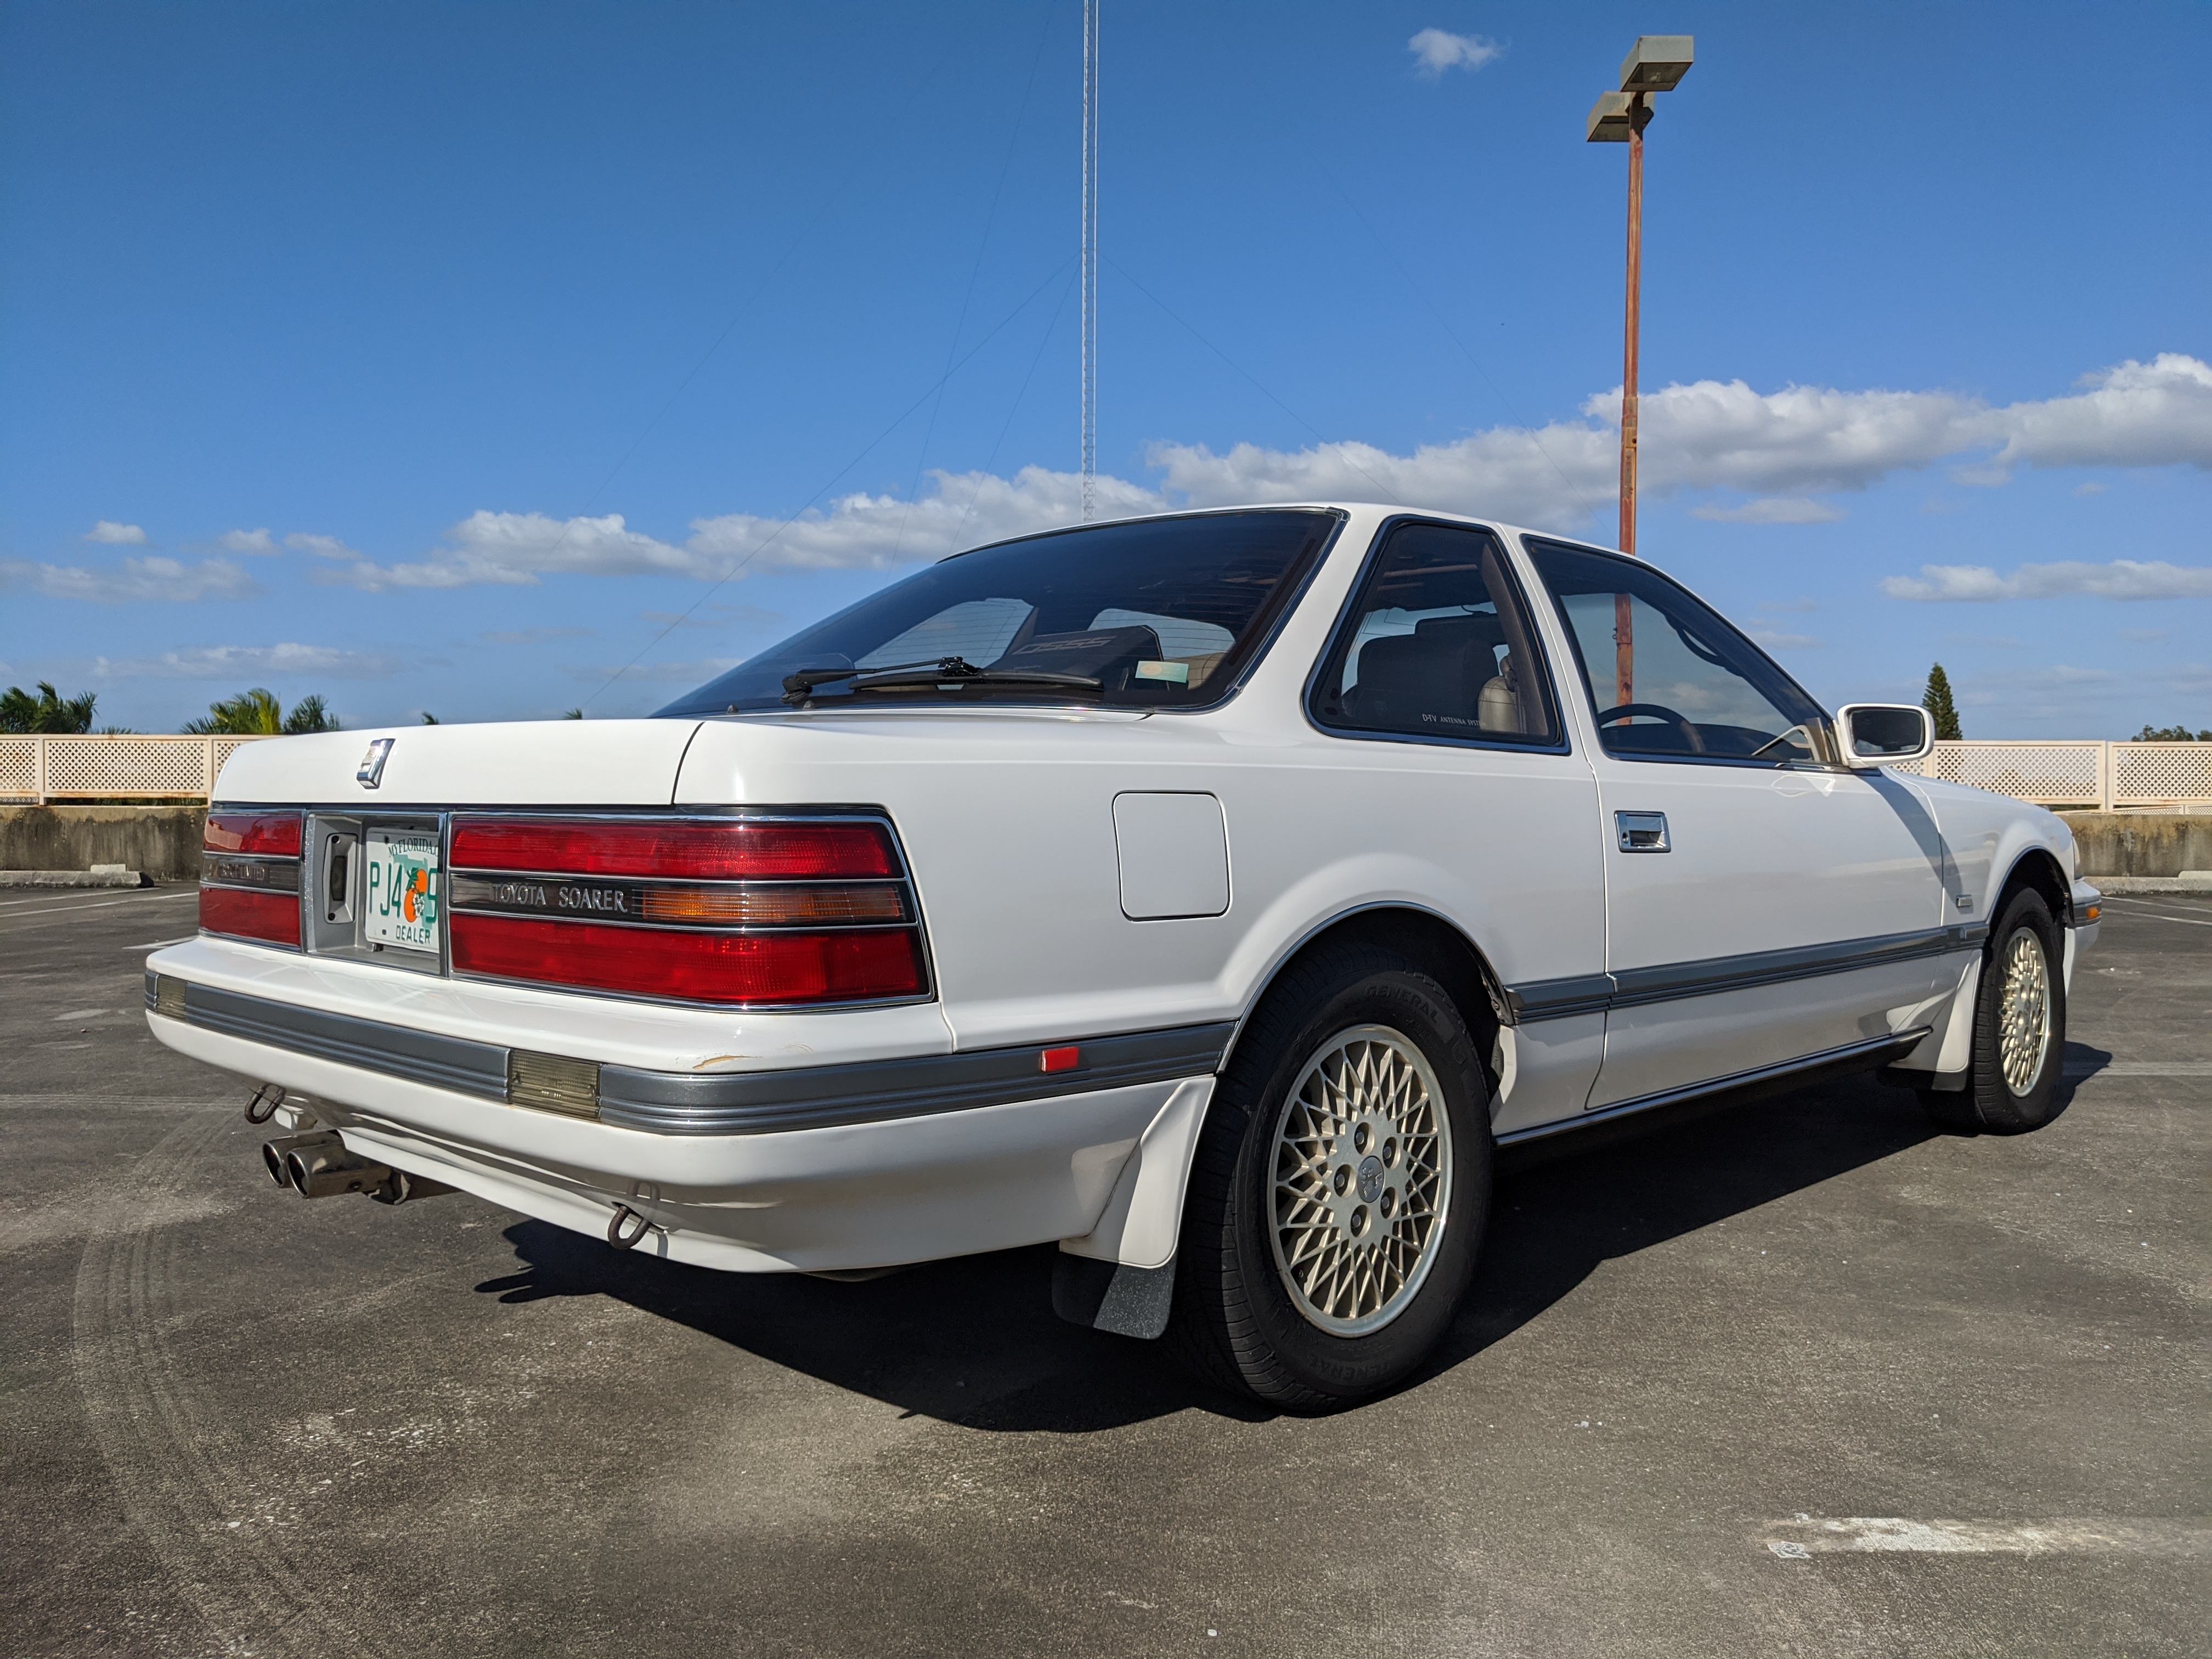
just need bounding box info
[244,1084,285,1125]
[606,1204,654,1250]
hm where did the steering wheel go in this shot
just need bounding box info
[1595,702,1707,755]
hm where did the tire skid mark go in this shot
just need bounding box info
[71,1108,394,1659]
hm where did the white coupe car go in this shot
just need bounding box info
[149,504,2099,1408]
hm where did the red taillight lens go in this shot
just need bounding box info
[200,886,301,948]
[450,819,898,880]
[205,811,303,857]
[450,915,925,1006]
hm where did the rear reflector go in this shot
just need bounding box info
[200,885,302,948]
[450,915,927,1006]
[450,819,898,881]
[205,810,304,858]
[1041,1045,1080,1074]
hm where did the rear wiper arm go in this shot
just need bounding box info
[782,657,961,703]
[845,663,1102,696]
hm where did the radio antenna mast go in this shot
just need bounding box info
[1080,0,1099,518]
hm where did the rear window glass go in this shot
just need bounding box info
[656,510,1341,716]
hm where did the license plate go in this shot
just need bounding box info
[363,828,439,953]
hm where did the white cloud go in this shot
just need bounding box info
[289,353,2212,592]
[285,532,360,559]
[320,469,1160,593]
[1881,559,2212,602]
[1152,353,2212,532]
[2074,481,2107,496]
[560,656,744,684]
[1691,496,1846,524]
[1408,28,1502,76]
[687,465,1163,575]
[1,555,259,603]
[217,528,280,555]
[1749,629,1821,650]
[319,511,705,591]
[1991,353,2212,472]
[86,521,149,545]
[90,642,400,680]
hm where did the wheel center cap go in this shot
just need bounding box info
[1356,1154,1384,1204]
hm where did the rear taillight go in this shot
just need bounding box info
[447,815,929,1008]
[448,819,896,880]
[205,811,304,858]
[200,808,303,948]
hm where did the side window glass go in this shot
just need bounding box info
[1525,539,1826,763]
[1310,523,1560,746]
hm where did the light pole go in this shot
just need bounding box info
[1588,35,1692,704]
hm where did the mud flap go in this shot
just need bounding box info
[1051,1251,1177,1340]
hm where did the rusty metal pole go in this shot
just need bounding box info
[1614,93,1649,706]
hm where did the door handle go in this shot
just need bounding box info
[1615,811,1670,853]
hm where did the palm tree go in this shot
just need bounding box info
[1,681,99,732]
[183,689,341,735]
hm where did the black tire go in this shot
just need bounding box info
[1167,942,1491,1410]
[1922,886,2067,1134]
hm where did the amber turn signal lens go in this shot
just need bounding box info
[637,884,907,926]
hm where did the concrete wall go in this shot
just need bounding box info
[4,802,2197,884]
[2059,811,2212,879]
[1,806,207,881]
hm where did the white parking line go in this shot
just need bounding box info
[2097,897,2212,928]
[0,891,199,920]
[127,936,199,950]
[2065,1060,2212,1077]
[1762,1517,2212,1558]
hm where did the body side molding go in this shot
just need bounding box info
[1496,1026,1933,1146]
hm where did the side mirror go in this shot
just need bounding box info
[1836,703,1934,769]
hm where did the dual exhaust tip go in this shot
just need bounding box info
[259,1131,455,1206]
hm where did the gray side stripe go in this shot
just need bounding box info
[146,972,1230,1137]
[1503,924,1985,1023]
[597,1023,1235,1135]
[179,983,511,1101]
[1496,1026,1932,1147]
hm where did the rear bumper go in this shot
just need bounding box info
[146,973,1227,1274]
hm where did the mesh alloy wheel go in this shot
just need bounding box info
[1267,1024,1453,1337]
[1996,926,2052,1097]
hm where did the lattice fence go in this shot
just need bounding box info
[0,735,274,802]
[1906,741,2211,809]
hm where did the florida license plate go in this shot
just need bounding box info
[363,828,439,953]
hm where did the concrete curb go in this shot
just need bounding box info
[2091,876,2212,895]
[0,869,149,888]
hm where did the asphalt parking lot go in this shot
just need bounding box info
[4,884,2207,1657]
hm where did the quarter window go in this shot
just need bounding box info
[1525,539,1826,764]
[1309,522,1561,746]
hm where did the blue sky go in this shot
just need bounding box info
[3,1,2207,737]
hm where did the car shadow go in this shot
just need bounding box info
[477,1071,1946,1430]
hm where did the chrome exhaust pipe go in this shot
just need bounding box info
[259,1131,458,1203]
[261,1131,341,1186]
[283,1141,393,1199]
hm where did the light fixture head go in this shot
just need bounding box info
[1586,92,1633,143]
[1618,35,1694,94]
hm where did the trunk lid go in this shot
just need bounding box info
[212,720,703,806]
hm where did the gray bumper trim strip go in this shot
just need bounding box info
[144,969,1231,1137]
[1504,924,1984,1023]
[166,978,511,1101]
[595,1023,1234,1135]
